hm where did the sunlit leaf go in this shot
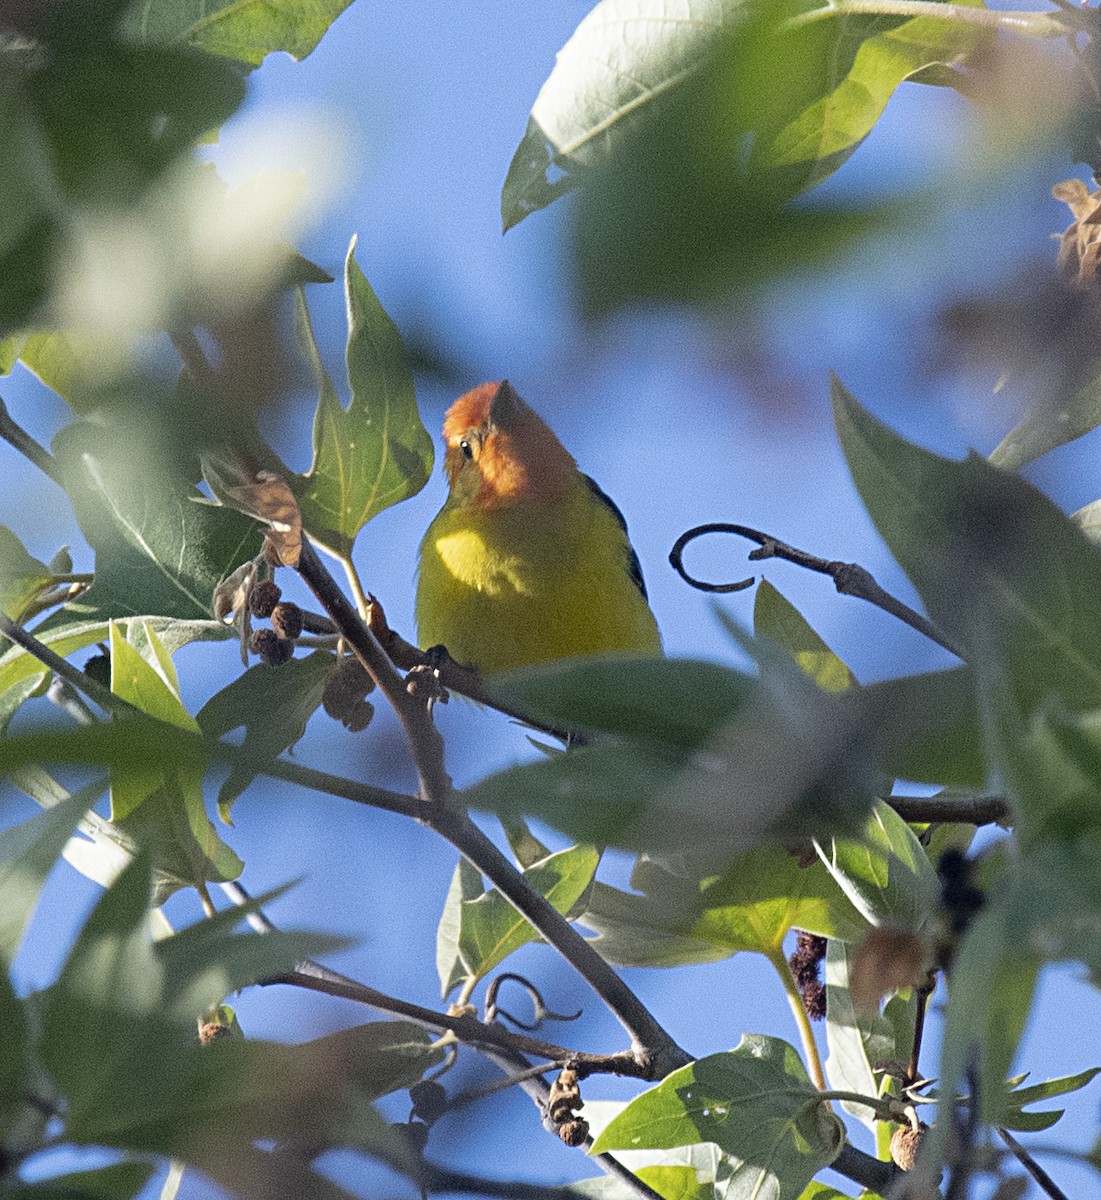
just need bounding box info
[294,244,433,555]
[436,857,484,997]
[817,801,939,932]
[583,847,867,968]
[448,844,599,993]
[502,0,744,230]
[592,1035,845,1196]
[121,0,354,67]
[754,580,855,693]
[1000,1067,1101,1132]
[0,526,52,623]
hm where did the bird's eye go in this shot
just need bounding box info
[459,439,474,460]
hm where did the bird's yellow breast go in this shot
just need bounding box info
[416,476,661,675]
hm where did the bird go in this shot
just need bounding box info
[415,380,662,675]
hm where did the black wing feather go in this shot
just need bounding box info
[582,473,649,601]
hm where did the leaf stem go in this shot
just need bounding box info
[784,0,1075,37]
[0,394,62,484]
[338,551,371,620]
[769,944,828,1091]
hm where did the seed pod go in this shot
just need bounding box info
[270,601,304,641]
[391,1121,429,1155]
[890,1125,924,1171]
[199,1021,232,1046]
[409,1080,448,1126]
[558,1118,589,1147]
[342,699,374,732]
[249,579,282,619]
[250,628,293,666]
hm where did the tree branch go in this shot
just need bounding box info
[669,523,961,657]
[0,394,63,484]
[886,793,1010,826]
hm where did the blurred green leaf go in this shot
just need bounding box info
[762,0,989,193]
[0,962,31,1141]
[0,616,232,730]
[857,667,982,787]
[754,581,855,693]
[469,657,877,856]
[122,0,353,67]
[447,844,599,994]
[1000,1067,1101,1132]
[0,786,97,965]
[154,886,351,1020]
[824,939,914,1132]
[817,800,939,932]
[592,1036,845,1195]
[51,416,262,624]
[989,369,1101,472]
[487,656,757,746]
[0,525,52,623]
[583,847,867,968]
[8,1163,156,1200]
[833,378,1101,712]
[197,650,336,821]
[294,245,433,555]
[501,0,746,231]
[18,330,104,412]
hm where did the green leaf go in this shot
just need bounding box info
[989,369,1101,471]
[501,0,746,231]
[469,657,877,856]
[817,800,939,932]
[294,245,433,555]
[154,887,351,1021]
[857,666,983,787]
[197,650,336,821]
[121,0,353,67]
[10,1164,156,1200]
[583,847,867,968]
[762,0,989,193]
[824,939,914,1132]
[0,785,98,965]
[436,857,485,997]
[754,581,855,693]
[449,845,599,993]
[1001,1067,1101,1132]
[51,416,263,624]
[833,378,1101,711]
[0,963,31,1142]
[0,526,52,623]
[592,1036,845,1198]
[18,330,105,412]
[0,616,232,730]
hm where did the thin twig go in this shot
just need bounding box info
[0,394,62,483]
[295,539,452,802]
[997,1127,1071,1200]
[669,523,962,657]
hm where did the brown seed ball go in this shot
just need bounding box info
[409,1080,447,1125]
[558,1119,589,1148]
[270,601,303,641]
[342,699,374,733]
[199,1021,232,1046]
[249,579,282,619]
[250,628,293,666]
[322,658,375,724]
[890,1125,924,1171]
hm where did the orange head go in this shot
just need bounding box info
[441,381,577,509]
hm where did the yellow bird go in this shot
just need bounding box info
[416,381,662,675]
